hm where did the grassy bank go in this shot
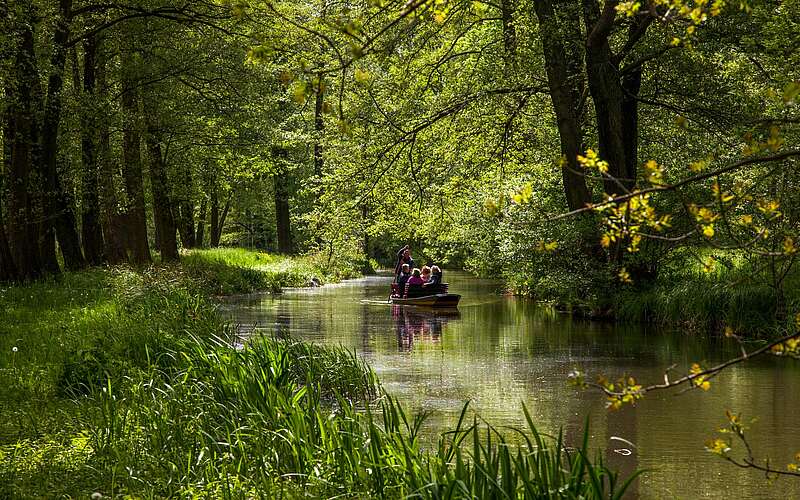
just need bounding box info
[0,250,634,498]
[182,247,363,294]
[609,255,800,334]
[505,247,799,334]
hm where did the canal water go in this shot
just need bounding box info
[221,271,800,499]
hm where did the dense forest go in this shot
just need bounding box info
[2,0,800,314]
[1,0,800,497]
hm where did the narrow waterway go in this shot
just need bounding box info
[221,271,800,499]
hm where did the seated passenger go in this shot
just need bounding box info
[405,268,424,296]
[421,265,432,283]
[396,264,411,294]
[423,265,443,287]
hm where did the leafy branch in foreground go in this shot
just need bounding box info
[568,317,800,405]
[706,410,800,479]
[569,316,800,480]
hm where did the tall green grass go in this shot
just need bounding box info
[611,254,800,333]
[14,335,633,498]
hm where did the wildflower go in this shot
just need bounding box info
[12,346,18,353]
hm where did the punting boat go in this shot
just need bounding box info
[390,283,461,308]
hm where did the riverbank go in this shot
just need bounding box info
[505,250,800,335]
[0,249,632,498]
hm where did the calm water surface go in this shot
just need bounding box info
[221,271,800,499]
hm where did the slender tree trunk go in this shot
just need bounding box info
[273,149,293,254]
[40,0,86,271]
[219,195,232,244]
[2,85,20,281]
[30,70,59,275]
[533,0,591,211]
[120,49,151,264]
[499,0,517,71]
[177,166,196,248]
[0,129,19,281]
[78,35,104,264]
[274,176,292,254]
[195,195,207,247]
[314,74,325,181]
[94,46,127,264]
[0,204,16,281]
[6,15,42,280]
[210,176,220,247]
[144,104,178,262]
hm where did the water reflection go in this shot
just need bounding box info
[219,272,800,499]
[392,305,458,352]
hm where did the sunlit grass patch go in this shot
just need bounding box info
[182,247,361,294]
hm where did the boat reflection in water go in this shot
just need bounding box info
[392,305,460,352]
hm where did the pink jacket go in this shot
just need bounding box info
[406,276,424,286]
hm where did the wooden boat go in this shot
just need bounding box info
[390,283,461,308]
[392,293,461,307]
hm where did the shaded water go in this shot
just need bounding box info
[221,271,800,499]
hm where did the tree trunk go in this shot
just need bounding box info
[94,46,127,264]
[78,35,104,265]
[582,0,633,194]
[273,149,293,254]
[40,0,86,271]
[219,195,232,245]
[0,131,19,281]
[533,0,591,211]
[2,87,20,281]
[6,15,43,280]
[177,166,196,248]
[314,74,325,182]
[0,204,17,281]
[120,49,151,264]
[499,0,517,71]
[621,68,642,186]
[195,195,207,247]
[145,109,179,262]
[210,177,220,247]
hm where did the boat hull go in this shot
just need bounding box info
[391,293,461,308]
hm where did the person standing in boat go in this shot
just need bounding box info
[394,245,415,281]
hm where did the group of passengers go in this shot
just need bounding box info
[393,245,443,296]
